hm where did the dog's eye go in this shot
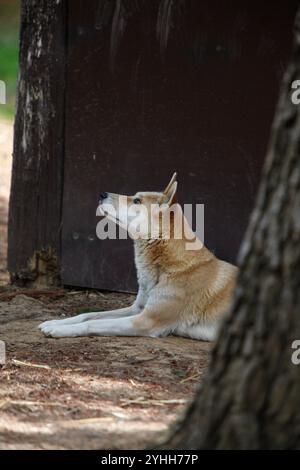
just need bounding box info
[133,198,142,204]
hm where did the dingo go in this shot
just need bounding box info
[39,173,237,340]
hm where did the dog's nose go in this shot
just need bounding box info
[99,192,108,202]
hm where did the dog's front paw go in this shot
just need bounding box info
[40,324,85,338]
[38,319,59,330]
[40,324,68,338]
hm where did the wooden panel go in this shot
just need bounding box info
[62,0,298,292]
[8,0,67,286]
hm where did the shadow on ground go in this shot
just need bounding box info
[0,290,212,449]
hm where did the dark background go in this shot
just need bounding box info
[62,0,299,292]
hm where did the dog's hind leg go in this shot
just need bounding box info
[174,322,218,341]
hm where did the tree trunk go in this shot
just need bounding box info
[8,0,67,287]
[167,7,300,450]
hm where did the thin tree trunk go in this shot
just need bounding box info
[8,0,67,286]
[166,7,300,450]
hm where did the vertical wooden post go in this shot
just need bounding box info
[8,0,67,286]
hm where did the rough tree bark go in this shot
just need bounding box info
[166,7,300,450]
[8,0,67,286]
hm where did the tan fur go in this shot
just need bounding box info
[39,173,238,341]
[132,234,237,337]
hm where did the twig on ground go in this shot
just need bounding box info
[179,372,202,383]
[60,417,114,427]
[0,289,66,302]
[120,397,189,407]
[0,399,64,409]
[11,359,51,370]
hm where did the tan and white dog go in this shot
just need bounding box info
[39,173,237,340]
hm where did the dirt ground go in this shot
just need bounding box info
[0,118,212,449]
[0,290,212,449]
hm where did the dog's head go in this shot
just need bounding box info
[98,173,178,239]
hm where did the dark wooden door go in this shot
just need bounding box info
[62,0,298,292]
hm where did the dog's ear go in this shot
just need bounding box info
[162,179,178,207]
[163,172,177,194]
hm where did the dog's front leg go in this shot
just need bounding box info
[40,310,167,339]
[39,291,148,330]
[39,305,139,330]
